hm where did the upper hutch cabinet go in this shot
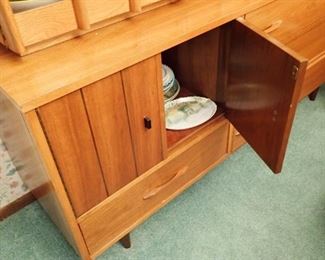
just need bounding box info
[0,0,179,55]
[0,0,78,54]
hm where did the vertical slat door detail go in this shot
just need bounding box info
[82,73,138,195]
[122,55,166,174]
[38,91,108,217]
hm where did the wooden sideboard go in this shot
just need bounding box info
[0,0,324,259]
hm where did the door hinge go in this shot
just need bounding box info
[291,65,299,80]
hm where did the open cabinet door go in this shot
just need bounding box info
[221,19,307,173]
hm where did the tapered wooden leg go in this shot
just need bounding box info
[308,87,320,101]
[119,234,131,249]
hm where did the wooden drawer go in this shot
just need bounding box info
[245,0,325,99]
[13,0,78,46]
[84,0,130,25]
[78,118,229,257]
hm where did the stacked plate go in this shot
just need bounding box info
[162,65,180,102]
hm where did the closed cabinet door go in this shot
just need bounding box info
[82,72,138,195]
[38,91,108,217]
[122,55,167,174]
[220,19,307,173]
[38,72,139,216]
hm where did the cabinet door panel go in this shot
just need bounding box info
[122,55,166,174]
[38,91,108,216]
[82,73,138,194]
[222,19,307,173]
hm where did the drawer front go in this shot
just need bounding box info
[245,0,325,45]
[246,0,325,101]
[14,0,78,46]
[85,0,130,25]
[78,119,229,256]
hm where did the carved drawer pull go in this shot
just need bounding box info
[264,20,282,34]
[143,166,189,200]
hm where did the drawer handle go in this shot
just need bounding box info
[263,20,282,34]
[234,130,240,136]
[143,166,189,200]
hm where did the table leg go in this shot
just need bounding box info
[308,87,320,101]
[119,234,131,249]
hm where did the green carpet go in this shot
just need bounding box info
[1,87,325,260]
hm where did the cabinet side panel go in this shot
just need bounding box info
[82,73,138,194]
[122,55,165,174]
[0,89,89,257]
[37,91,108,216]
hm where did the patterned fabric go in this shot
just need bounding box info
[0,139,29,208]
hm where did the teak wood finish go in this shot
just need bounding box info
[122,56,166,174]
[0,0,178,55]
[245,0,325,100]
[0,0,274,112]
[78,118,229,257]
[83,0,130,25]
[1,0,324,259]
[82,73,138,195]
[221,19,307,173]
[37,91,108,217]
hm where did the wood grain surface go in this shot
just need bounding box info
[78,117,229,257]
[82,73,138,194]
[222,19,307,173]
[122,56,165,174]
[14,0,78,46]
[0,0,273,112]
[163,28,220,101]
[38,91,108,216]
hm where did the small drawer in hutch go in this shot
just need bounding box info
[0,0,78,54]
[83,0,130,25]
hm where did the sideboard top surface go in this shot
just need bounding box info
[0,0,273,112]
